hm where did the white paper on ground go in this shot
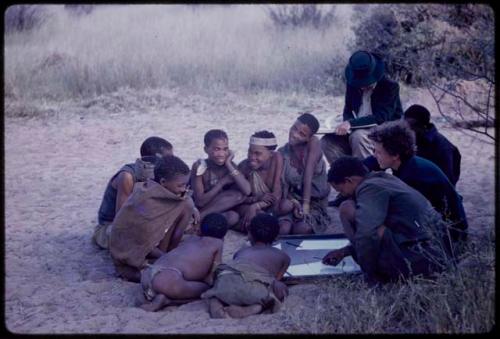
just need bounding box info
[286,256,360,276]
[297,239,350,250]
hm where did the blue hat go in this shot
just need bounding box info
[345,51,385,88]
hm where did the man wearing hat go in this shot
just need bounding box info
[321,50,403,206]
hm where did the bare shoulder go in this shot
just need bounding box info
[203,236,224,248]
[191,159,202,171]
[308,135,321,149]
[113,170,134,187]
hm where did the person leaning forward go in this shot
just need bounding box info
[322,156,452,285]
[320,50,403,166]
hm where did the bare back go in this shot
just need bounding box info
[153,236,223,281]
[234,245,290,279]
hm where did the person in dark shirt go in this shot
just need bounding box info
[322,156,451,285]
[367,120,468,243]
[93,136,173,249]
[404,104,461,186]
[320,51,403,207]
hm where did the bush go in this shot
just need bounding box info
[5,5,50,33]
[351,4,495,142]
[266,4,336,31]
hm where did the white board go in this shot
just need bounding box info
[274,237,361,279]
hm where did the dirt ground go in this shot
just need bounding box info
[4,87,495,333]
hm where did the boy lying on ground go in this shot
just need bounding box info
[139,213,228,312]
[202,213,290,319]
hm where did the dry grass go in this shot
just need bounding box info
[280,234,495,334]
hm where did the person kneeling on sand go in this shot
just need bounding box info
[139,213,228,312]
[322,156,452,285]
[93,136,173,249]
[201,213,290,319]
[109,155,197,282]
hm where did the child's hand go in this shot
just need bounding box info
[192,207,200,225]
[272,280,289,301]
[220,174,234,186]
[242,204,258,230]
[302,202,310,215]
[292,200,304,219]
[225,150,235,166]
[261,193,277,205]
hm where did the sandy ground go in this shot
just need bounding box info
[4,87,495,334]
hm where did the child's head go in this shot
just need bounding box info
[140,136,173,158]
[289,112,319,146]
[248,213,279,245]
[203,129,229,166]
[247,130,277,170]
[200,213,229,239]
[154,155,190,196]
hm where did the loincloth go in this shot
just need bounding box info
[140,264,184,301]
[92,222,113,249]
[201,262,281,312]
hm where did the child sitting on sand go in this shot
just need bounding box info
[235,130,284,232]
[93,136,173,249]
[109,155,195,282]
[201,213,290,319]
[139,213,228,312]
[277,113,331,235]
[191,129,251,228]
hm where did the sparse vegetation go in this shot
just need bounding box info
[280,234,495,333]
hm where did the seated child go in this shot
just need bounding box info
[139,213,228,312]
[191,129,251,228]
[109,155,195,282]
[93,136,173,249]
[277,113,331,235]
[235,130,284,232]
[201,213,291,319]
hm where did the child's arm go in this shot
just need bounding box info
[302,136,322,214]
[115,171,134,213]
[226,151,251,196]
[276,252,291,280]
[205,240,223,285]
[270,152,284,211]
[191,161,232,208]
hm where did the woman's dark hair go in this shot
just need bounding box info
[297,112,320,135]
[368,120,416,162]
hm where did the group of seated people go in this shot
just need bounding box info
[91,103,467,317]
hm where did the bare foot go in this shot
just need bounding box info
[208,298,227,319]
[139,294,171,312]
[225,304,263,318]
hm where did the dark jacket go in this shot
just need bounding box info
[362,155,468,241]
[416,123,461,186]
[393,156,468,241]
[97,164,136,225]
[353,172,445,281]
[343,76,403,128]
